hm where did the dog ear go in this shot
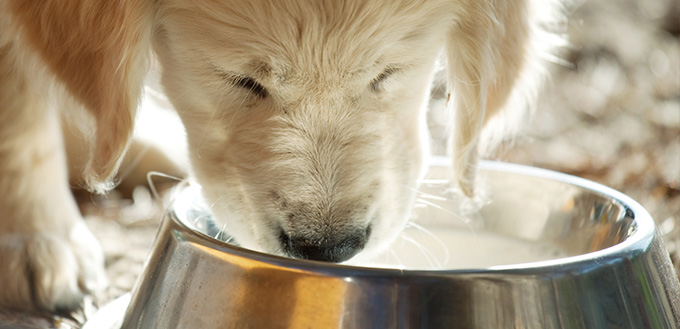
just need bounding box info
[10,0,153,192]
[446,1,553,196]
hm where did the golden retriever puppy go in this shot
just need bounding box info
[0,0,561,312]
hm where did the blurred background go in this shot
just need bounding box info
[503,0,679,268]
[428,0,679,266]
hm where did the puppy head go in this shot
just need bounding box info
[13,0,550,262]
[153,0,453,261]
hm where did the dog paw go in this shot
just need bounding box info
[0,222,107,312]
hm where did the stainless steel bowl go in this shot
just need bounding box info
[121,161,680,329]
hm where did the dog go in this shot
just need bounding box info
[0,0,562,312]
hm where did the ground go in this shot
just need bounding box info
[1,0,678,327]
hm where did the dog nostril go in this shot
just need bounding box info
[278,229,291,247]
[282,228,370,263]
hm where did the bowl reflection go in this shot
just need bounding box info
[121,161,680,329]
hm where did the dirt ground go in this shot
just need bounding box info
[1,0,678,327]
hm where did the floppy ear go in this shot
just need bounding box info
[446,0,555,196]
[10,0,153,192]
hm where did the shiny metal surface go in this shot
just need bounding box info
[121,161,680,329]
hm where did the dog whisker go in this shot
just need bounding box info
[417,179,450,185]
[414,197,473,225]
[398,232,443,269]
[116,146,151,183]
[412,190,449,202]
[208,194,231,211]
[400,183,451,201]
[387,248,405,269]
[146,171,188,201]
[223,235,236,245]
[215,222,229,241]
[190,213,211,229]
[402,182,478,239]
[405,221,451,267]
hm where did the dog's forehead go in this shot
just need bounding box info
[161,0,452,75]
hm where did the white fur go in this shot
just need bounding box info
[0,0,562,311]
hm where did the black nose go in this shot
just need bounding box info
[280,227,370,263]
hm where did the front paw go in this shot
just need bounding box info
[0,222,107,313]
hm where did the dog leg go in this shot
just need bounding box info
[0,44,107,312]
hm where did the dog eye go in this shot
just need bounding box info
[370,67,399,92]
[232,75,268,98]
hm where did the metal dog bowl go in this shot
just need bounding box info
[120,161,680,329]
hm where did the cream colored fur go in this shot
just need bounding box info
[0,0,562,312]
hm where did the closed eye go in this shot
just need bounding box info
[370,67,400,92]
[231,75,268,98]
[212,66,269,98]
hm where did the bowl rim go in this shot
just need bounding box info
[169,160,656,277]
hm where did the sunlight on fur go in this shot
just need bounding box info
[1,0,565,312]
